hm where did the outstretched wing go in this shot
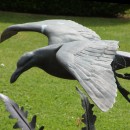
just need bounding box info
[0,22,43,43]
[0,20,100,43]
[56,40,119,111]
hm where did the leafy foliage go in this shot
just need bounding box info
[0,0,129,17]
[0,89,97,130]
[76,87,96,130]
[0,94,44,130]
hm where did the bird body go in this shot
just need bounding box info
[33,44,74,79]
[0,19,130,112]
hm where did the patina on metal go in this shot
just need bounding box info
[0,20,130,112]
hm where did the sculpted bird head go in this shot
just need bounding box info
[10,44,62,83]
[10,52,35,83]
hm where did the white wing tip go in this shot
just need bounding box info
[100,93,117,112]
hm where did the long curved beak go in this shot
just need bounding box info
[10,67,23,83]
[10,57,34,83]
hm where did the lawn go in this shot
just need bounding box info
[0,11,130,130]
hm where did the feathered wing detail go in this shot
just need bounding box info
[42,19,101,40]
[0,94,44,130]
[57,40,119,111]
[0,20,100,43]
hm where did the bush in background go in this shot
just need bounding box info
[0,0,130,17]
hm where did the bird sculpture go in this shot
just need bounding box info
[0,20,130,112]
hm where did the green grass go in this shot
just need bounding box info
[0,11,130,130]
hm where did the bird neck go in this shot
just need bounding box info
[33,44,62,64]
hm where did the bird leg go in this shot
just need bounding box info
[115,76,130,102]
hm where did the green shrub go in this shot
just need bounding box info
[0,0,129,17]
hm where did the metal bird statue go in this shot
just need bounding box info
[0,20,130,112]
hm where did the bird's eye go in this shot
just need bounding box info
[17,55,32,67]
